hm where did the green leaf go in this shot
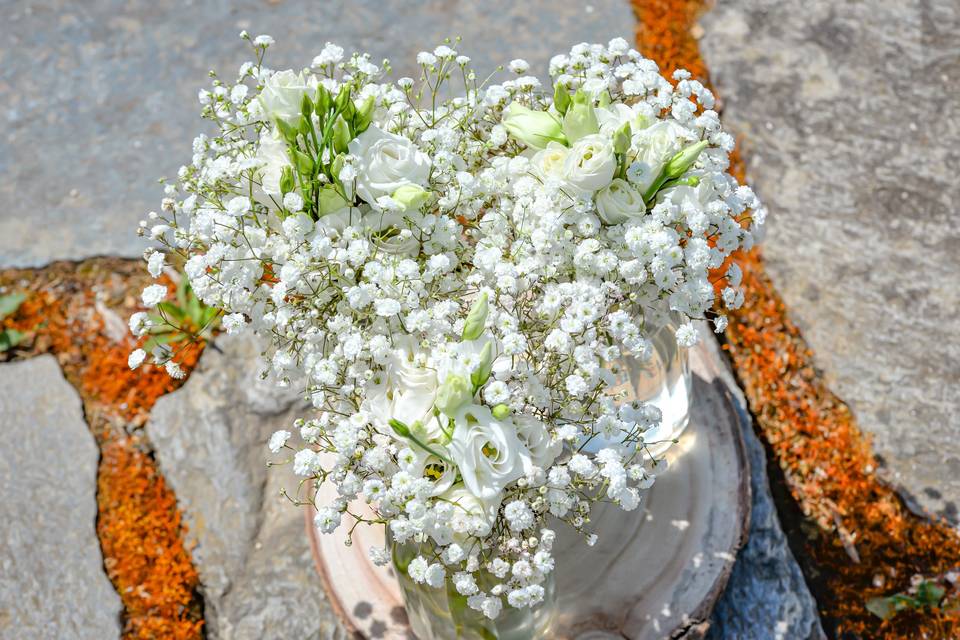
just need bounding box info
[916,581,946,607]
[866,597,896,620]
[291,149,315,175]
[0,293,26,320]
[0,329,24,351]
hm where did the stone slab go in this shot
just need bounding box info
[702,336,825,640]
[1,0,634,268]
[147,335,347,640]
[0,355,122,640]
[701,0,960,522]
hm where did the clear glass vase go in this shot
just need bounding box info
[582,314,693,457]
[390,533,557,639]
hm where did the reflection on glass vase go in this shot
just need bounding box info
[390,531,557,640]
[582,314,693,457]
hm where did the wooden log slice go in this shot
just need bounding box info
[306,337,751,639]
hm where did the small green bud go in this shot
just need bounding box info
[318,185,348,215]
[335,85,352,112]
[491,404,511,420]
[300,94,313,118]
[332,115,352,154]
[613,121,631,155]
[552,82,571,116]
[279,166,295,195]
[470,341,494,390]
[391,184,429,211]
[330,154,346,185]
[388,418,411,438]
[435,374,473,417]
[297,114,311,136]
[461,292,489,341]
[315,84,331,115]
[354,95,376,133]
[597,89,612,108]
[664,140,709,179]
[562,100,599,143]
[275,117,298,142]
[290,149,314,175]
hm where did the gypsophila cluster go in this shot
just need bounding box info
[130,35,764,619]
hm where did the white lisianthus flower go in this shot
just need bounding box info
[254,128,291,204]
[563,134,616,192]
[258,69,311,124]
[529,142,570,183]
[513,415,562,471]
[628,120,690,193]
[595,178,646,225]
[366,339,440,438]
[501,102,566,149]
[448,405,530,501]
[437,483,501,542]
[349,125,431,206]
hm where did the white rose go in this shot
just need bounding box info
[629,120,690,193]
[349,126,431,206]
[595,178,646,225]
[513,415,562,471]
[448,404,530,501]
[254,128,291,204]
[563,134,617,192]
[258,69,311,125]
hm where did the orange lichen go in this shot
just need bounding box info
[630,1,960,637]
[0,259,205,639]
[98,436,203,639]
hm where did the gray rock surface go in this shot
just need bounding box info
[148,335,347,640]
[701,1,960,522]
[703,337,825,640]
[1,0,634,268]
[0,356,122,640]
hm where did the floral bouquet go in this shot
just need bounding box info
[130,34,764,639]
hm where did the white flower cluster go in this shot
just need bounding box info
[131,36,764,618]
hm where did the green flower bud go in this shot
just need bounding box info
[388,418,411,438]
[435,374,473,417]
[279,166,295,195]
[332,114,352,154]
[290,148,314,175]
[491,404,511,420]
[300,94,313,118]
[391,184,429,211]
[664,140,709,179]
[461,292,489,341]
[318,185,348,215]
[502,102,567,149]
[597,90,612,108]
[553,82,572,116]
[354,95,376,134]
[275,117,299,142]
[562,99,599,143]
[613,121,632,155]
[335,84,352,112]
[470,341,494,390]
[315,84,331,116]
